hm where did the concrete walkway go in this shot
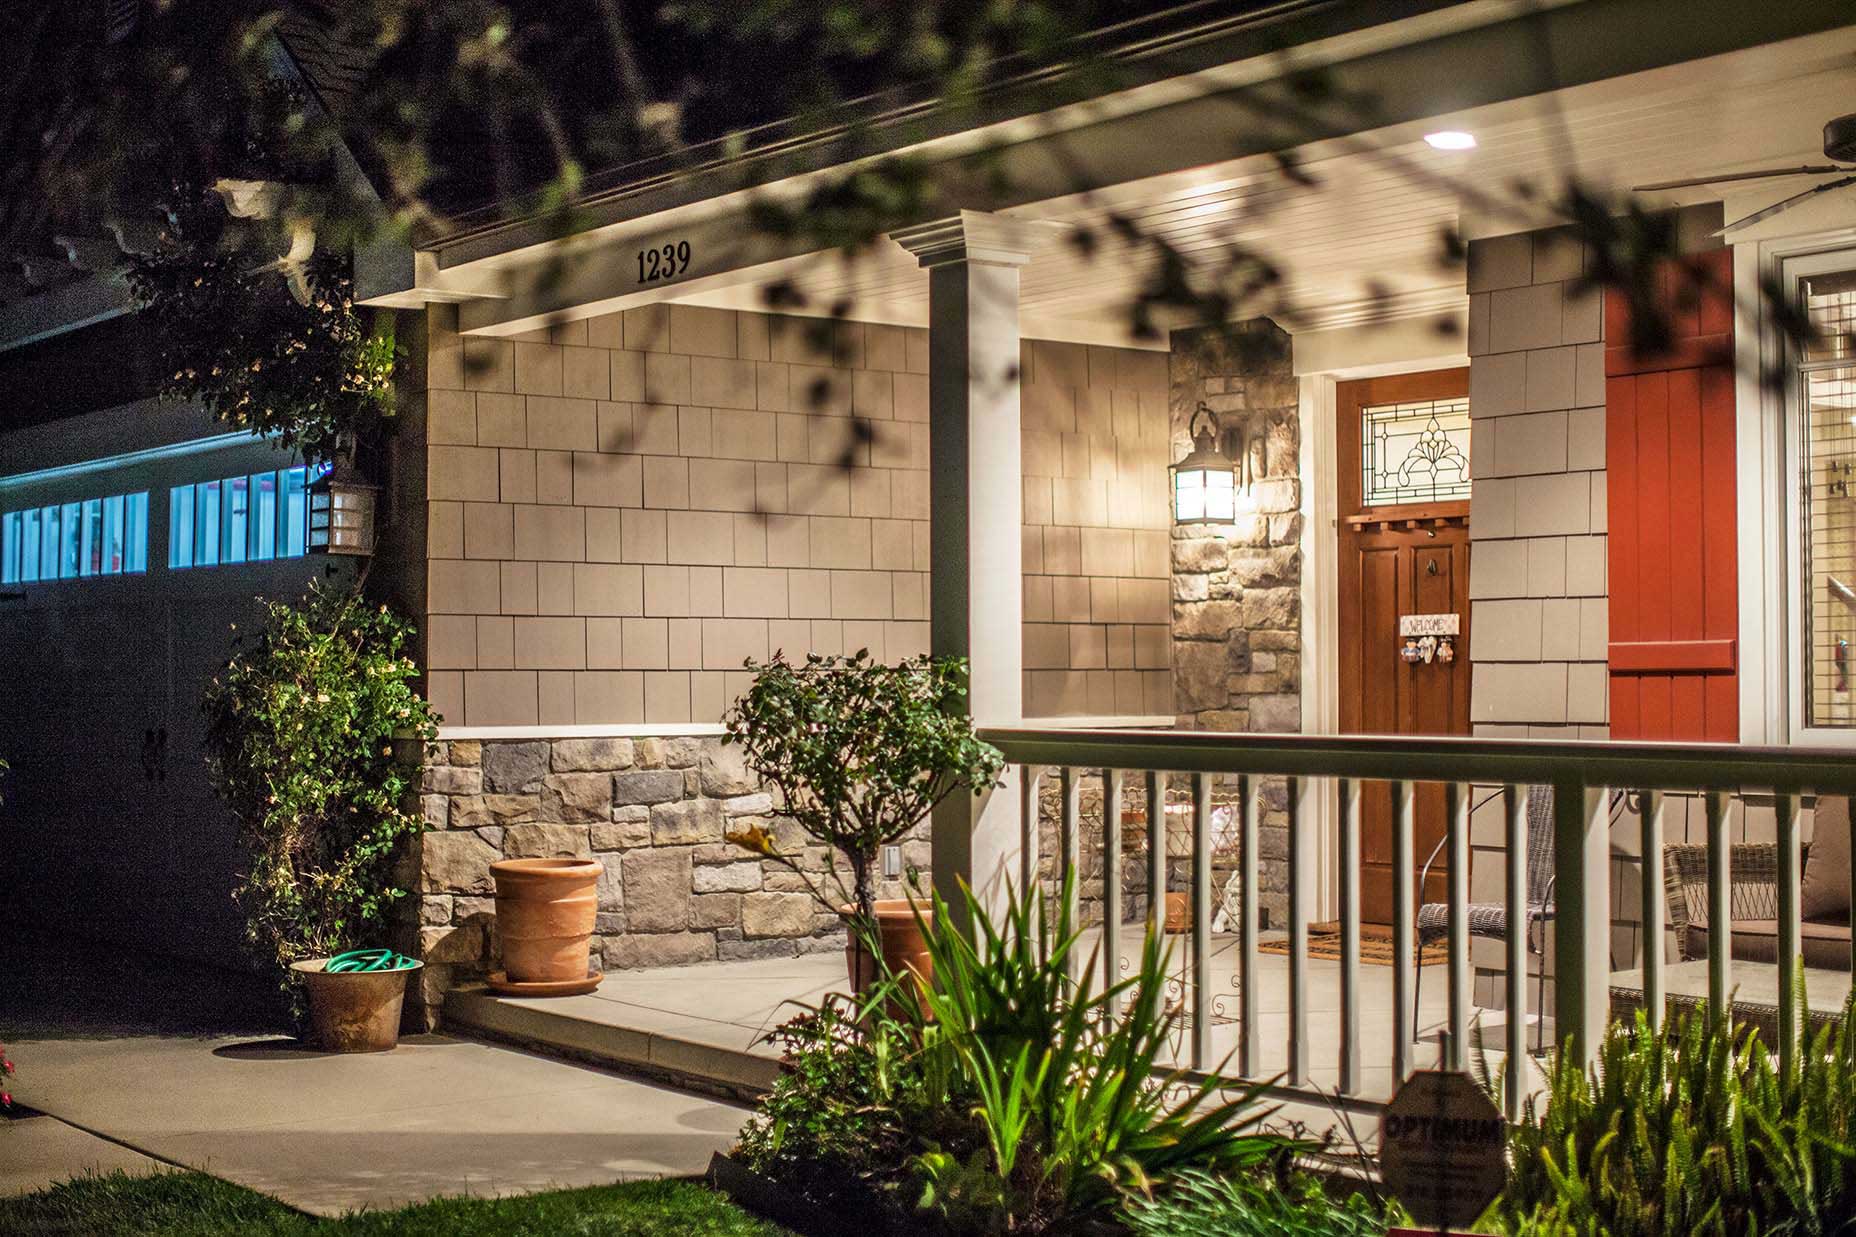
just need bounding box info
[5,1032,749,1216]
[0,1110,169,1198]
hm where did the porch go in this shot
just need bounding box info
[384,7,1856,1133]
[447,923,1467,1135]
[440,724,1856,1136]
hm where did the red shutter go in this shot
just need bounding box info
[1605,248,1738,742]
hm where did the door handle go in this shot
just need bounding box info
[141,727,170,783]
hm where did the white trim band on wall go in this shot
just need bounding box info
[433,714,1178,742]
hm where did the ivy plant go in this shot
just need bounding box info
[202,582,437,1010]
[722,651,1003,929]
[125,191,397,462]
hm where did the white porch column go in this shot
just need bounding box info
[892,211,1049,925]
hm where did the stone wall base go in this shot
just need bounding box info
[408,733,926,1026]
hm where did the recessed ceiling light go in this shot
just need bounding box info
[1424,130,1477,151]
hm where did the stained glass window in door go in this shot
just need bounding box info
[1360,396,1472,507]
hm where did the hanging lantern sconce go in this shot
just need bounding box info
[1171,401,1244,526]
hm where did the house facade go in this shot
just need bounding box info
[3,0,1855,1042]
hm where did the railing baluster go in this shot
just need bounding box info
[1103,768,1124,1005]
[1392,779,1415,1084]
[1338,777,1362,1096]
[1061,766,1082,984]
[1287,776,1309,1088]
[1777,790,1802,1073]
[1554,782,1612,1069]
[1019,765,1042,895]
[1446,781,1471,1072]
[1504,784,1528,1122]
[1145,769,1166,937]
[1239,773,1260,1079]
[1706,790,1731,1028]
[1639,789,1665,1033]
[1191,772,1213,1071]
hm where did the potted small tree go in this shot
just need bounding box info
[723,651,1003,993]
[202,582,438,1051]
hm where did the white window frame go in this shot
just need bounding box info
[1741,229,1856,749]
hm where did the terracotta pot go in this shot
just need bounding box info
[1164,891,1189,935]
[492,857,603,983]
[291,958,419,1053]
[843,899,933,996]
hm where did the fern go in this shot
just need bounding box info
[1496,977,1856,1236]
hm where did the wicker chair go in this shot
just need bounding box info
[1413,784,1557,1050]
[1660,841,1791,960]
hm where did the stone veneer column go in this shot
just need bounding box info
[892,210,1047,921]
[1166,320,1303,732]
[1164,319,1302,922]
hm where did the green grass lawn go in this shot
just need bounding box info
[0,1170,792,1236]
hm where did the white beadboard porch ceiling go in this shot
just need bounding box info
[675,26,1856,343]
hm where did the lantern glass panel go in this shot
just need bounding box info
[1174,469,1205,522]
[1203,468,1236,521]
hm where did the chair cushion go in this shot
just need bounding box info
[1685,915,1853,972]
[1802,795,1853,920]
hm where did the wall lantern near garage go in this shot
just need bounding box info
[308,464,379,556]
[1172,402,1243,525]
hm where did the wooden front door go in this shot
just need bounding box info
[1336,369,1473,925]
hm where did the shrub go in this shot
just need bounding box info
[1497,987,1856,1236]
[734,994,919,1213]
[722,650,1003,926]
[1124,1169,1387,1237]
[202,582,438,1012]
[736,877,1292,1234]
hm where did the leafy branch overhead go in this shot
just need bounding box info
[722,650,1003,923]
[10,2,1822,375]
[124,192,397,462]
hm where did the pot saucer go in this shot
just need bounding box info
[486,970,602,997]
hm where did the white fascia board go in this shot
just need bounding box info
[415,2,1567,331]
[413,0,1853,337]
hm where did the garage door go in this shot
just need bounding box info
[0,423,350,969]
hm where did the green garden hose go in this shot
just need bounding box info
[325,948,419,973]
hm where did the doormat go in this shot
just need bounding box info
[1258,921,1448,967]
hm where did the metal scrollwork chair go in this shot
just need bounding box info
[1413,783,1557,1052]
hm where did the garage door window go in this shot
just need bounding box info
[168,464,317,569]
[1,491,149,584]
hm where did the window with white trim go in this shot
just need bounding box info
[1,491,149,585]
[168,463,325,569]
[1799,266,1856,729]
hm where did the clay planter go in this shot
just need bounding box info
[291,958,419,1053]
[491,857,603,985]
[843,899,933,997]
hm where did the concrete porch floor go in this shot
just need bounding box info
[446,924,1556,1145]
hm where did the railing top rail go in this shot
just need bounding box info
[979,726,1856,794]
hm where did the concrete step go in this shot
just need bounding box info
[443,985,783,1101]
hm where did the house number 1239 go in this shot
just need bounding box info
[637,240,692,284]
